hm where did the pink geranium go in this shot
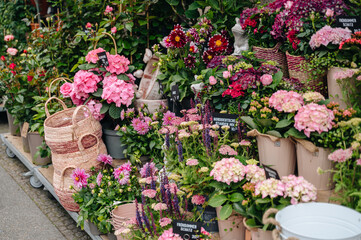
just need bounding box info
[60,82,73,97]
[294,103,334,137]
[85,48,105,64]
[269,90,304,113]
[73,70,101,93]
[106,53,130,75]
[86,99,105,121]
[328,148,353,163]
[158,228,183,240]
[7,48,18,56]
[191,195,206,205]
[210,157,246,185]
[96,154,113,165]
[71,168,90,189]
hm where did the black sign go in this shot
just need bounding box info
[262,164,280,180]
[159,80,164,95]
[97,51,109,67]
[212,113,238,132]
[336,16,361,33]
[171,85,180,102]
[172,220,202,240]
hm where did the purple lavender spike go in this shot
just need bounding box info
[177,140,184,162]
[165,132,170,150]
[149,207,158,236]
[142,204,153,236]
[135,199,145,232]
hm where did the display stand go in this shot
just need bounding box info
[0,133,107,240]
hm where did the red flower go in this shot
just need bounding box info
[184,54,196,69]
[39,70,46,77]
[202,50,215,64]
[11,71,16,76]
[27,75,34,82]
[208,34,229,53]
[1,56,5,61]
[168,29,187,48]
[23,50,27,53]
[173,24,183,31]
[242,17,257,29]
[9,63,16,70]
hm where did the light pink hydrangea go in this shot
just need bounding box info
[245,165,266,184]
[191,195,206,205]
[153,203,168,211]
[328,148,353,163]
[260,74,273,86]
[158,228,183,240]
[102,78,134,107]
[282,175,317,204]
[86,99,104,121]
[255,178,285,199]
[294,103,334,137]
[210,157,246,185]
[334,69,356,80]
[269,90,304,113]
[186,158,199,166]
[106,53,130,75]
[4,35,14,41]
[159,217,172,227]
[142,189,157,198]
[70,91,89,106]
[85,48,105,64]
[7,47,18,56]
[309,26,351,50]
[218,145,238,156]
[303,91,325,103]
[60,82,73,97]
[73,70,101,93]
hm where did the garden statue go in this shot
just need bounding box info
[232,18,249,55]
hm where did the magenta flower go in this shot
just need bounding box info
[328,148,353,163]
[162,111,176,125]
[134,121,150,135]
[60,82,73,97]
[158,228,183,240]
[71,168,90,189]
[191,195,206,205]
[111,27,117,34]
[159,217,172,227]
[96,154,113,165]
[96,172,103,186]
[104,5,113,14]
[86,22,92,29]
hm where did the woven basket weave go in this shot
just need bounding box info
[44,97,103,154]
[253,42,289,77]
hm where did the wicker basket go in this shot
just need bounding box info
[44,97,103,154]
[253,42,289,77]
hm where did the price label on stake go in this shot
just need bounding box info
[97,51,109,67]
[171,84,180,102]
[172,220,202,240]
[159,80,164,95]
[212,113,238,132]
[262,164,280,180]
[336,16,361,33]
[21,122,29,138]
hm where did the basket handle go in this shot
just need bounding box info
[263,208,299,240]
[59,165,78,190]
[77,133,100,153]
[71,105,95,137]
[272,42,282,53]
[94,32,118,55]
[48,77,73,98]
[45,97,68,118]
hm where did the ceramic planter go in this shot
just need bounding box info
[216,207,245,240]
[243,219,272,240]
[6,110,20,136]
[21,123,30,153]
[134,99,168,114]
[28,132,51,165]
[102,129,126,160]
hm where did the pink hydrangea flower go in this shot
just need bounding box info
[60,82,73,97]
[159,217,172,227]
[191,195,206,205]
[282,175,317,204]
[73,70,101,93]
[162,111,176,125]
[294,103,334,137]
[85,48,105,64]
[210,157,246,185]
[158,228,183,240]
[186,158,199,166]
[255,178,285,199]
[218,145,238,156]
[7,48,18,56]
[106,53,130,75]
[269,90,304,113]
[245,165,266,184]
[309,26,351,50]
[223,71,231,79]
[4,35,14,41]
[260,74,273,86]
[96,172,103,186]
[209,76,217,85]
[153,203,168,211]
[303,91,325,103]
[86,99,104,121]
[142,189,157,198]
[96,154,113,165]
[104,5,113,14]
[334,69,356,80]
[71,168,90,189]
[70,90,89,106]
[102,77,134,107]
[111,27,117,34]
[357,159,361,166]
[328,148,353,163]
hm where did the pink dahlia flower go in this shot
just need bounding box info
[71,168,90,189]
[96,154,113,165]
[162,111,176,125]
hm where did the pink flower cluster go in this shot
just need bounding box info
[4,35,14,41]
[269,90,304,113]
[210,157,246,185]
[96,153,113,165]
[328,148,353,163]
[191,195,206,205]
[101,75,134,107]
[218,145,238,156]
[85,48,105,64]
[255,178,284,198]
[310,26,351,50]
[303,91,325,103]
[142,189,157,198]
[334,69,356,80]
[113,162,132,185]
[86,99,104,121]
[282,175,317,204]
[106,53,130,75]
[260,74,273,86]
[131,116,152,135]
[245,164,266,183]
[73,70,101,94]
[158,228,183,240]
[140,162,157,178]
[71,168,90,189]
[6,47,18,56]
[294,103,334,137]
[159,217,172,227]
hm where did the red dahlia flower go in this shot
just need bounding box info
[208,34,229,53]
[184,54,196,69]
[202,50,215,64]
[169,29,187,48]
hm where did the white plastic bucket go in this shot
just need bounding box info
[275,202,361,240]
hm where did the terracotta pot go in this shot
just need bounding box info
[216,207,245,240]
[134,99,168,114]
[243,219,273,240]
[102,129,126,160]
[296,142,334,190]
[256,135,296,177]
[28,132,51,165]
[327,66,358,109]
[6,110,20,136]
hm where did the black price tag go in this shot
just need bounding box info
[336,16,361,33]
[171,85,180,102]
[172,220,202,240]
[97,51,109,67]
[212,113,238,132]
[159,80,164,95]
[262,164,280,180]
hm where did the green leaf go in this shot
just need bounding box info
[185,10,199,19]
[266,130,282,138]
[269,70,283,89]
[229,193,244,202]
[188,2,201,10]
[92,88,103,97]
[157,73,168,81]
[150,141,155,149]
[233,202,246,215]
[100,103,109,114]
[255,198,271,204]
[125,22,134,32]
[208,0,220,11]
[209,181,227,190]
[166,0,179,6]
[219,204,233,220]
[78,63,97,70]
[15,95,24,103]
[241,116,258,130]
[275,119,292,129]
[208,195,228,207]
[117,74,130,81]
[109,104,121,119]
[284,127,306,139]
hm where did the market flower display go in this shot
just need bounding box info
[210,157,246,185]
[294,103,335,137]
[269,90,304,112]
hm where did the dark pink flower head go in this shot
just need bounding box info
[139,162,157,178]
[96,153,113,165]
[191,195,206,205]
[96,172,103,186]
[71,168,90,189]
[162,111,176,126]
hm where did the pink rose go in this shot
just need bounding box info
[227,65,233,71]
[111,27,117,34]
[60,82,73,97]
[86,22,92,29]
[326,8,334,18]
[7,48,18,56]
[104,5,113,14]
[4,35,14,42]
[223,71,231,79]
[260,74,273,86]
[209,76,217,85]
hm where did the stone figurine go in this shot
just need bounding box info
[232,18,249,55]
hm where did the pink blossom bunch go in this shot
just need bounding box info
[328,148,353,163]
[260,74,273,86]
[106,53,130,75]
[85,48,105,64]
[294,103,334,137]
[159,217,172,227]
[303,91,325,103]
[71,168,90,189]
[4,35,14,41]
[309,26,351,50]
[158,228,183,240]
[113,162,132,185]
[153,203,168,211]
[131,117,152,135]
[245,165,266,183]
[139,162,157,178]
[191,195,206,205]
[96,172,103,186]
[6,47,18,56]
[60,82,73,97]
[334,69,356,80]
[282,175,317,204]
[104,5,113,14]
[96,153,113,165]
[255,178,285,199]
[73,70,101,94]
[101,76,134,107]
[86,99,104,121]
[218,145,238,156]
[210,158,246,185]
[162,111,176,125]
[269,90,304,112]
[142,189,157,198]
[186,158,199,166]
